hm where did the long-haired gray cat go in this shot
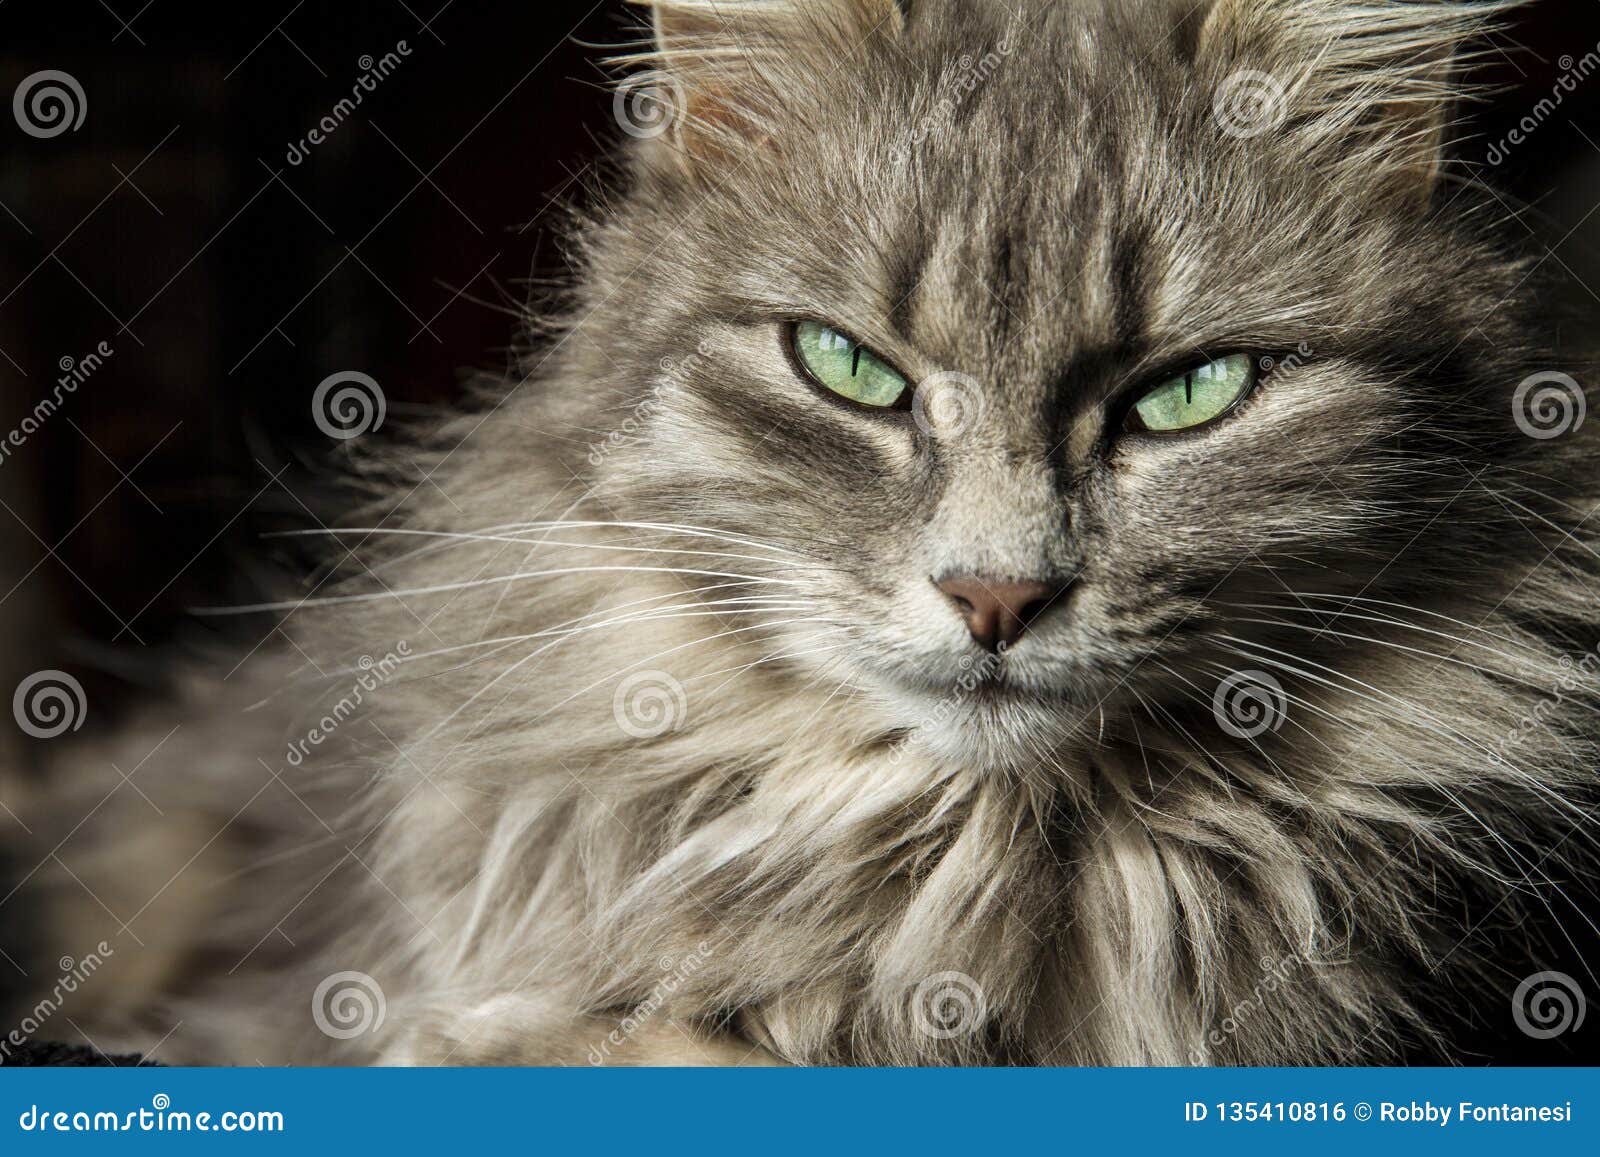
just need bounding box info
[8,0,1597,1066]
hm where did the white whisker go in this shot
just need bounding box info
[196,565,805,615]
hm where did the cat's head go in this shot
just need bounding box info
[580,0,1551,770]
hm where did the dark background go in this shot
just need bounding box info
[1,0,1599,1064]
[0,0,624,672]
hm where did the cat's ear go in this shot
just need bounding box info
[1196,0,1515,206]
[623,0,906,167]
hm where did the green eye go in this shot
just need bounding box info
[1129,354,1256,433]
[790,321,909,408]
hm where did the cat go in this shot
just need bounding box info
[7,0,1598,1067]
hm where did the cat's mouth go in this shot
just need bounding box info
[892,652,1013,697]
[878,652,1088,716]
[874,667,1100,770]
[856,640,1130,754]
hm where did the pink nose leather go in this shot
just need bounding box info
[936,575,1062,652]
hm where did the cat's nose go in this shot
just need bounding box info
[935,575,1064,652]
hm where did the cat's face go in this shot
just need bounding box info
[591,0,1533,769]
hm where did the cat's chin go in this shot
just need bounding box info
[874,679,1097,774]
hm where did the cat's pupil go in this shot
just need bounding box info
[851,344,863,376]
[1184,371,1193,405]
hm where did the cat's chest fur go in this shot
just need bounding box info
[348,573,1382,1066]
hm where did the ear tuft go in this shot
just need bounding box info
[1198,0,1522,206]
[617,0,906,167]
